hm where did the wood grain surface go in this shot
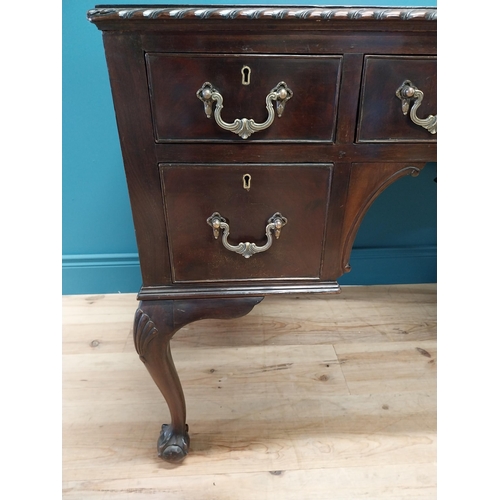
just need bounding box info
[62,284,436,499]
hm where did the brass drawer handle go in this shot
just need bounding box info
[197,82,293,139]
[396,80,437,134]
[207,212,288,258]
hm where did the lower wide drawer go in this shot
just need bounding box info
[160,163,333,282]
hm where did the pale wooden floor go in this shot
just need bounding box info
[62,284,437,499]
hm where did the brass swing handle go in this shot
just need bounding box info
[196,82,293,139]
[396,80,437,134]
[207,212,288,258]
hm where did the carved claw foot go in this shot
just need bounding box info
[157,423,190,463]
[134,298,263,463]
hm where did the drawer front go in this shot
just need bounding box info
[161,164,332,282]
[146,54,342,142]
[357,56,437,142]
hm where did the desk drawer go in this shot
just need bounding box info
[146,54,342,142]
[161,164,332,282]
[357,56,437,142]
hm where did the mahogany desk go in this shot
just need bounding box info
[88,4,437,463]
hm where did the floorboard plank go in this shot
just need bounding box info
[62,284,436,498]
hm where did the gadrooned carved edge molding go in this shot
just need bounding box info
[88,7,437,23]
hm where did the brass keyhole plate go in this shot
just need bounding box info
[241,66,251,85]
[243,174,251,191]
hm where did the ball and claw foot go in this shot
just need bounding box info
[157,423,190,463]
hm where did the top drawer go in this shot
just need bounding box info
[357,56,437,143]
[145,54,342,142]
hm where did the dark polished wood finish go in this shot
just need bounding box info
[147,54,342,142]
[357,56,437,142]
[89,4,437,463]
[161,163,332,281]
[133,296,263,461]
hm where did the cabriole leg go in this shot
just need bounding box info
[133,297,263,463]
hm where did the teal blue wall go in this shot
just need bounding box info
[63,1,437,294]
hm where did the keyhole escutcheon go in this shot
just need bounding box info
[243,174,252,191]
[241,66,251,85]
